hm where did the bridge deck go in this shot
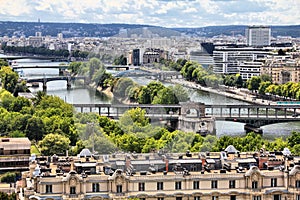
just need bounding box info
[72,103,300,127]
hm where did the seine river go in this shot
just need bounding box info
[12,58,300,138]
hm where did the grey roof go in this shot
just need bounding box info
[225,145,239,153]
[79,148,92,157]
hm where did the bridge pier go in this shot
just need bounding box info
[59,68,64,75]
[66,76,72,89]
[42,81,47,91]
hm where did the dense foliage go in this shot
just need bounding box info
[2,44,70,58]
[0,172,19,183]
[0,192,16,200]
[75,109,300,155]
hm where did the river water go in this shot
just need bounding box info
[12,58,300,138]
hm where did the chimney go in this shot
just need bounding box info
[165,159,169,172]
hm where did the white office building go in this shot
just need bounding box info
[246,26,271,46]
[239,61,263,80]
[213,47,271,74]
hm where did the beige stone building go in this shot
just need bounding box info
[18,148,300,200]
[0,137,31,172]
[261,57,300,84]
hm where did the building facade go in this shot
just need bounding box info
[246,26,271,47]
[19,149,300,200]
[0,137,31,172]
[239,61,262,80]
[261,57,300,84]
[212,47,269,74]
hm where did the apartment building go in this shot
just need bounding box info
[143,48,168,64]
[19,147,300,200]
[261,57,300,84]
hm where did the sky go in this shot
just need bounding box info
[0,0,299,28]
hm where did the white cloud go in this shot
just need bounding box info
[0,0,31,16]
[0,0,299,27]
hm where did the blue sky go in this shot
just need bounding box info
[0,0,299,27]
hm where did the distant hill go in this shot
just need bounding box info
[172,25,300,38]
[0,21,299,38]
[0,21,180,38]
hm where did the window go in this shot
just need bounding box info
[229,180,235,188]
[157,198,164,200]
[212,196,218,200]
[230,196,236,200]
[273,194,281,200]
[70,186,76,194]
[271,178,277,187]
[176,197,182,200]
[139,182,145,191]
[46,185,52,193]
[140,198,145,200]
[117,185,122,193]
[157,182,163,190]
[194,197,200,200]
[253,196,261,200]
[211,180,218,189]
[296,195,300,200]
[252,181,258,189]
[92,183,100,192]
[296,180,300,188]
[175,181,181,190]
[193,181,199,189]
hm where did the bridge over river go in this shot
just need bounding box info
[72,102,300,134]
[26,76,86,90]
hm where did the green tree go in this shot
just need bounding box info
[113,77,135,98]
[39,133,70,156]
[0,59,8,67]
[0,172,17,183]
[260,74,272,82]
[0,191,16,200]
[287,131,300,149]
[247,76,261,92]
[138,86,152,104]
[119,107,149,128]
[170,84,189,102]
[0,66,19,93]
[152,87,179,105]
[9,96,31,112]
[235,74,243,88]
[87,58,104,81]
[113,55,127,65]
[25,116,46,141]
[258,81,272,95]
[68,62,82,74]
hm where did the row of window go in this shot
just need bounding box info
[140,179,299,191]
[46,185,76,194]
[44,180,300,194]
[142,195,299,200]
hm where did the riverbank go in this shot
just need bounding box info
[168,79,276,106]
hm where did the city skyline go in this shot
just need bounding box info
[0,0,299,28]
